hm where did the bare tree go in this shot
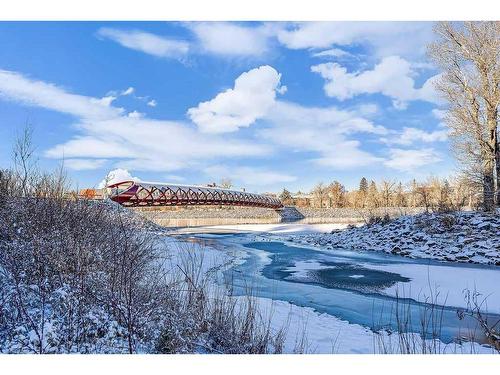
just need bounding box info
[312,182,328,208]
[327,181,346,208]
[415,182,433,213]
[12,124,37,197]
[429,22,500,210]
[380,180,396,207]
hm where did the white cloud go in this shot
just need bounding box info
[432,108,447,120]
[312,48,352,58]
[0,65,445,181]
[311,56,441,108]
[0,69,122,120]
[98,168,141,188]
[98,95,117,106]
[312,144,384,169]
[0,68,270,175]
[45,116,270,172]
[122,87,134,96]
[187,65,285,133]
[205,165,296,187]
[188,22,271,57]
[260,101,386,169]
[384,148,441,172]
[188,65,389,170]
[277,22,433,58]
[97,28,189,59]
[381,127,448,146]
[147,99,157,107]
[64,158,107,171]
[127,110,144,118]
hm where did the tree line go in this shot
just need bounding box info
[279,176,479,211]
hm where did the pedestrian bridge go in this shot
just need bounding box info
[107,180,283,209]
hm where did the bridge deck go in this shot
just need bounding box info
[107,181,283,209]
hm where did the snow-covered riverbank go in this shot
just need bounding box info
[279,212,500,266]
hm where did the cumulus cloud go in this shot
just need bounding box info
[384,148,441,172]
[97,87,136,107]
[98,168,141,188]
[189,65,391,170]
[97,28,189,59]
[147,99,157,107]
[187,22,272,57]
[311,56,441,108]
[187,65,286,133]
[127,110,144,118]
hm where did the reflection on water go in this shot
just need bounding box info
[152,216,363,227]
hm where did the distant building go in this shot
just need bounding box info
[291,192,313,207]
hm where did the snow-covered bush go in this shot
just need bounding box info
[0,197,170,353]
[0,196,287,354]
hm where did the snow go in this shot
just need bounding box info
[284,260,324,278]
[187,223,349,234]
[366,262,500,313]
[282,212,500,266]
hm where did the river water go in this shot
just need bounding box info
[175,225,500,347]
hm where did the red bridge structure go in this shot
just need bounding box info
[107,180,283,209]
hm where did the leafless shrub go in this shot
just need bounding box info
[374,284,498,354]
[439,214,456,229]
[155,243,290,354]
[459,289,500,353]
[374,287,452,354]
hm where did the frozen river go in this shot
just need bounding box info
[174,224,500,351]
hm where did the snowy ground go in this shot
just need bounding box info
[278,212,500,266]
[175,223,348,235]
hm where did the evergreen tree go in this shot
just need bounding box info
[359,177,368,193]
[279,188,292,204]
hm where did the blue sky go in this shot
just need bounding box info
[0,21,454,192]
